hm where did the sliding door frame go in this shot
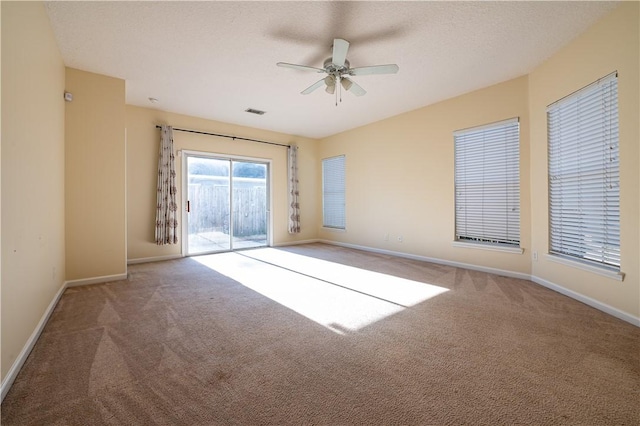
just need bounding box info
[180,149,272,256]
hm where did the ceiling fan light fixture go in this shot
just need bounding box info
[324,75,336,94]
[341,78,353,91]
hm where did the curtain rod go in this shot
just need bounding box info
[155,125,290,148]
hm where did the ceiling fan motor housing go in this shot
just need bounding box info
[324,58,350,76]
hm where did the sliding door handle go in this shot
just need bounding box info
[186,200,191,213]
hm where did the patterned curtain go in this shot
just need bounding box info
[288,144,301,234]
[155,125,178,244]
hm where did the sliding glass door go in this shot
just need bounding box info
[230,161,268,249]
[185,154,269,255]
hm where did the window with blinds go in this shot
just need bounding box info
[547,72,620,270]
[322,155,346,229]
[454,118,520,246]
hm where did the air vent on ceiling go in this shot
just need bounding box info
[245,108,266,115]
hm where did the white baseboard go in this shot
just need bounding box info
[128,244,321,262]
[2,244,637,404]
[273,239,320,247]
[318,239,531,280]
[531,276,640,327]
[65,273,128,288]
[1,282,67,403]
[1,271,130,401]
[127,254,183,265]
[318,239,639,327]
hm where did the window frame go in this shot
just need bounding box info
[322,155,346,230]
[453,117,521,250]
[547,71,621,273]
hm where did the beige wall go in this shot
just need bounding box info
[529,2,639,318]
[1,2,66,380]
[65,68,126,280]
[126,106,318,261]
[319,76,532,275]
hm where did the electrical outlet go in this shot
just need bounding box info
[384,233,389,241]
[398,235,403,243]
[533,251,538,261]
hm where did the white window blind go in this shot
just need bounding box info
[322,155,346,229]
[454,118,520,246]
[547,72,620,269]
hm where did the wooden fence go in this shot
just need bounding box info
[188,184,267,237]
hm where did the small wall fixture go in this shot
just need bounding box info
[64,92,73,102]
[148,97,159,104]
[245,108,266,115]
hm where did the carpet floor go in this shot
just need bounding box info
[2,243,638,425]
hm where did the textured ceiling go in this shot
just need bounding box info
[45,1,619,139]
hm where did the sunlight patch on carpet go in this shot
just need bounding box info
[194,249,448,335]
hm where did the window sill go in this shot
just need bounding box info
[545,254,624,281]
[452,241,523,254]
[322,226,346,233]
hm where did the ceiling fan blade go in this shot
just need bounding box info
[349,64,399,76]
[342,77,366,96]
[332,38,349,67]
[301,78,326,95]
[277,62,325,73]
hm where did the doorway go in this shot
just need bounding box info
[184,153,270,255]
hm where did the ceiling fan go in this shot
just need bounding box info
[277,38,399,102]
